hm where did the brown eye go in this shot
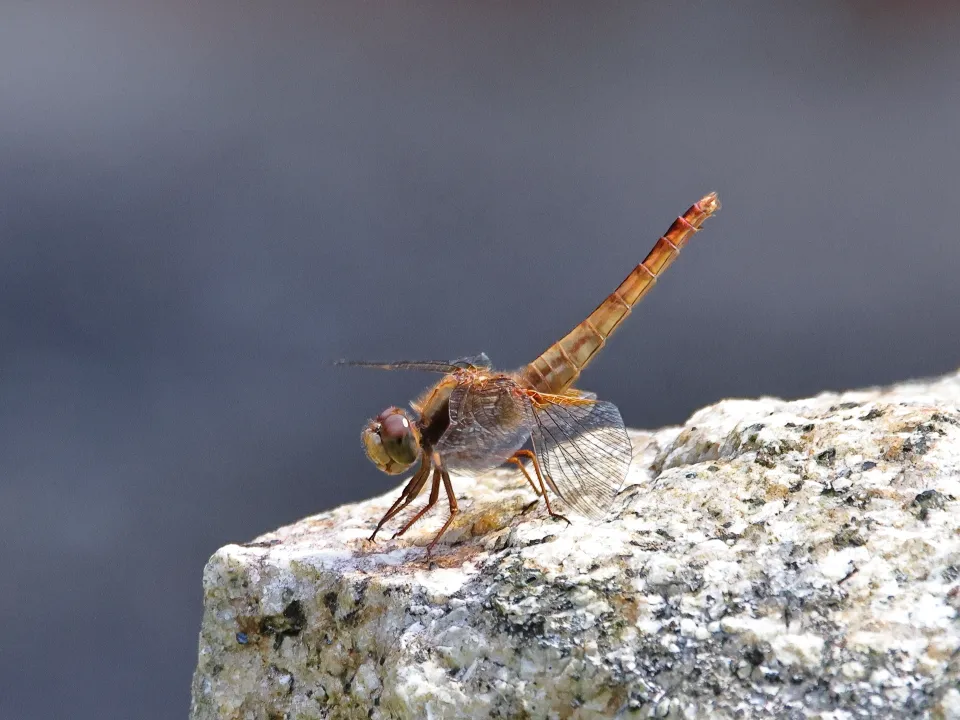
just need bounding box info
[379,412,410,441]
[361,407,420,474]
[377,409,419,466]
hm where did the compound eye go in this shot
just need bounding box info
[361,407,420,474]
[377,408,419,467]
[379,411,411,442]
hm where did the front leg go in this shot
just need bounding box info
[368,455,432,542]
[393,467,442,538]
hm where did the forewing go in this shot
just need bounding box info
[532,398,631,519]
[337,354,492,373]
[435,377,535,472]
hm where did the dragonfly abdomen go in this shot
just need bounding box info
[520,192,720,393]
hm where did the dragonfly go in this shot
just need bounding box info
[339,193,720,554]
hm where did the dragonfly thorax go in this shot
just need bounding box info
[362,406,422,475]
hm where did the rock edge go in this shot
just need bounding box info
[191,371,960,719]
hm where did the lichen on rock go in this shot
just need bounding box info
[191,370,960,719]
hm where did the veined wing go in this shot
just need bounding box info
[336,353,492,373]
[531,396,631,519]
[435,376,535,472]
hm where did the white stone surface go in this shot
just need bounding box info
[191,370,960,719]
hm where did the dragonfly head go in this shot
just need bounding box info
[362,407,421,475]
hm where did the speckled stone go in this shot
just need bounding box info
[190,371,960,720]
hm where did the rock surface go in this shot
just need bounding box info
[191,371,960,720]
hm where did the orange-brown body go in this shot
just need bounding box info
[519,192,719,393]
[347,192,721,555]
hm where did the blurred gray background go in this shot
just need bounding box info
[2,1,959,717]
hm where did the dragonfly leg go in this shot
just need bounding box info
[524,448,572,526]
[393,467,442,539]
[506,449,543,497]
[426,469,459,556]
[368,456,432,542]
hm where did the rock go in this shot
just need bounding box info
[190,370,960,720]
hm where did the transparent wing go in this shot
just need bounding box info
[336,359,462,373]
[435,376,535,472]
[336,353,492,373]
[531,398,631,519]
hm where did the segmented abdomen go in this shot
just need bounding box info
[519,192,720,393]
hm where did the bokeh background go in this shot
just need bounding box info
[3,2,959,717]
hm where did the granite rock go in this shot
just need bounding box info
[191,370,960,719]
